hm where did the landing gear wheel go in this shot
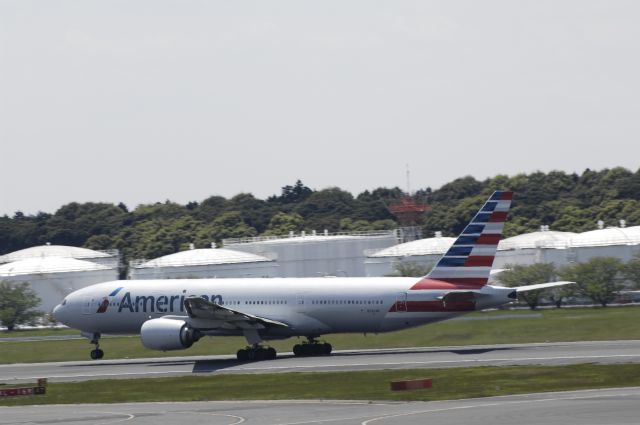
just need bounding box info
[237,346,277,362]
[247,349,256,361]
[293,339,332,357]
[237,349,248,361]
[259,347,269,360]
[85,332,103,360]
[266,347,277,360]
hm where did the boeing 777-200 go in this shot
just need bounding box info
[53,191,572,360]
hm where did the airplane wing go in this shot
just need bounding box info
[514,281,575,293]
[182,296,290,331]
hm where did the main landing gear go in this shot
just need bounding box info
[236,345,277,361]
[83,332,104,360]
[293,337,332,357]
[237,329,277,361]
[234,337,333,362]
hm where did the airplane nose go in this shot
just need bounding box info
[52,303,61,320]
[52,302,67,323]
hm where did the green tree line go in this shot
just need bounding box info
[498,256,640,309]
[2,168,640,266]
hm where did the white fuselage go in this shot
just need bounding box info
[53,277,516,339]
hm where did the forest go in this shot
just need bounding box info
[2,167,640,266]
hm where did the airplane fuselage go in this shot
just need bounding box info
[54,277,516,339]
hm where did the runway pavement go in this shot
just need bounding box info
[1,387,639,424]
[1,340,640,384]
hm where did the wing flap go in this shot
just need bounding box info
[183,296,289,330]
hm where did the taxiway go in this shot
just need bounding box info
[1,387,638,424]
[1,340,640,384]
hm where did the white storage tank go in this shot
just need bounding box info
[568,226,640,263]
[0,244,119,268]
[0,257,118,313]
[365,233,455,276]
[493,229,577,268]
[129,247,278,279]
[224,230,399,277]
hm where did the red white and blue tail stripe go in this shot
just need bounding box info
[411,190,513,290]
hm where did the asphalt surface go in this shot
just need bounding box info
[1,387,639,424]
[1,340,640,384]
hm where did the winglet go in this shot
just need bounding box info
[411,190,513,290]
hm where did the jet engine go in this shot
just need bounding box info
[140,318,201,351]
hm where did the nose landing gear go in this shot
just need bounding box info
[82,332,104,360]
[90,347,104,360]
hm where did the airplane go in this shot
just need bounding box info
[53,190,573,361]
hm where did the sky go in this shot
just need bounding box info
[1,1,639,216]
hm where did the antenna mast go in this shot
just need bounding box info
[388,165,431,242]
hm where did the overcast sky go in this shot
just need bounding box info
[1,1,639,216]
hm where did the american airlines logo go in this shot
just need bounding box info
[95,287,124,313]
[97,288,223,314]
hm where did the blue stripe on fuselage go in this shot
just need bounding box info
[109,287,124,297]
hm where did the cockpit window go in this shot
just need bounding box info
[62,299,67,306]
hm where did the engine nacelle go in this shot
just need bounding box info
[140,318,201,351]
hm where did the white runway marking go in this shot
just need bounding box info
[360,390,640,424]
[95,412,136,424]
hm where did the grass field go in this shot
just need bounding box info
[1,306,639,364]
[1,363,639,406]
[0,328,77,338]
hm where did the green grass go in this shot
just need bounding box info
[0,328,78,338]
[1,363,640,406]
[2,306,640,364]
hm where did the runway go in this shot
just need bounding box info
[1,340,640,384]
[1,387,639,424]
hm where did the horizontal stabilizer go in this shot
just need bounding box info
[515,281,575,293]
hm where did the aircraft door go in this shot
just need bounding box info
[396,292,408,313]
[81,296,93,315]
[295,293,307,313]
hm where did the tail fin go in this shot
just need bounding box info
[411,190,513,290]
